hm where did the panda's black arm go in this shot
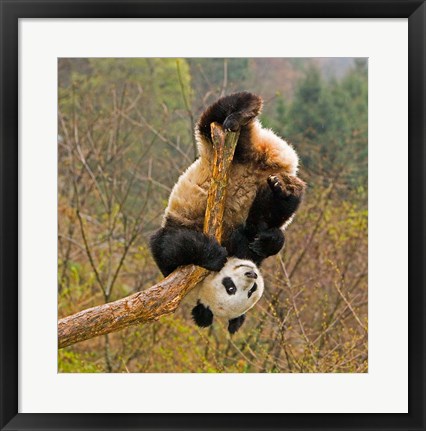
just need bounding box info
[225,225,285,266]
[149,226,228,277]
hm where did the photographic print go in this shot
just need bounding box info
[57,57,368,373]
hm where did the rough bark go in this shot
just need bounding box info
[58,123,239,349]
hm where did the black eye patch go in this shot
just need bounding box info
[248,283,258,298]
[222,277,237,295]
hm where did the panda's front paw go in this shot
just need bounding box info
[249,228,285,258]
[202,243,228,272]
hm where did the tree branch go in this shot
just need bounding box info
[58,123,239,349]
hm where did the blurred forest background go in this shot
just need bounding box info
[58,58,368,373]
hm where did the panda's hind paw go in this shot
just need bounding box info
[223,114,241,132]
[268,175,289,198]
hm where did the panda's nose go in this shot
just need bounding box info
[245,270,258,279]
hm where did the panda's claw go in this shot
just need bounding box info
[223,115,241,132]
[268,175,292,199]
[268,175,284,194]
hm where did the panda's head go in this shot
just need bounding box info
[191,258,264,334]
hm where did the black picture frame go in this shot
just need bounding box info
[1,1,425,430]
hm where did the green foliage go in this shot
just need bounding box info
[58,350,103,373]
[59,58,193,151]
[268,61,368,190]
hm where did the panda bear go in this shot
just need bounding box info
[150,92,305,332]
[150,91,305,274]
[185,257,264,334]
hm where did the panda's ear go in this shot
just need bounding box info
[191,302,214,328]
[228,314,246,334]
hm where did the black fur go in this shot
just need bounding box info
[224,225,285,266]
[246,175,303,231]
[228,314,246,334]
[150,224,227,276]
[224,174,303,264]
[197,92,262,163]
[191,302,214,328]
[222,277,237,295]
[249,228,286,258]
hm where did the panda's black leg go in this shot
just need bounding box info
[192,302,214,328]
[231,175,303,264]
[245,175,304,233]
[265,175,305,228]
[150,226,228,276]
[228,314,246,334]
[197,92,262,143]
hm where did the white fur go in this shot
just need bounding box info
[256,122,299,175]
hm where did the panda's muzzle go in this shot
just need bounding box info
[245,270,258,279]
